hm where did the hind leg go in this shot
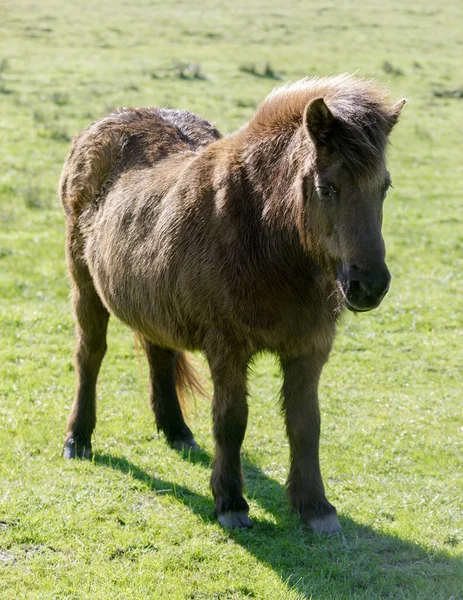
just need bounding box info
[63,230,109,459]
[143,340,197,451]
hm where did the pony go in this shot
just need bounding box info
[59,74,405,534]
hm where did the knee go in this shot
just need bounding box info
[76,333,107,359]
[213,405,248,447]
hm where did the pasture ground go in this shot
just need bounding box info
[1,0,462,598]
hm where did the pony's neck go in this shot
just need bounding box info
[241,126,309,242]
[233,126,304,222]
[222,125,335,279]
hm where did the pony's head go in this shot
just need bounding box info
[292,76,405,311]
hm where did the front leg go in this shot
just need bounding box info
[207,348,251,529]
[281,354,341,534]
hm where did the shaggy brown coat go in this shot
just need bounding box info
[60,74,405,533]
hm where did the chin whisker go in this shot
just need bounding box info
[328,285,345,316]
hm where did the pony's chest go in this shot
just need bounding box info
[225,285,337,354]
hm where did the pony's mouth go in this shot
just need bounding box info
[344,299,373,313]
[337,280,385,313]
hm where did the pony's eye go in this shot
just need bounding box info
[317,186,336,199]
[317,186,331,198]
[382,180,392,199]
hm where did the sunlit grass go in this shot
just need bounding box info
[1,0,462,598]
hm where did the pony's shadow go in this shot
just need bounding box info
[93,451,462,599]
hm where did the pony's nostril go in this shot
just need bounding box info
[348,278,367,298]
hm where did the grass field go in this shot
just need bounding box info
[1,0,462,598]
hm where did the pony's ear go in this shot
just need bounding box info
[388,98,407,130]
[303,98,335,147]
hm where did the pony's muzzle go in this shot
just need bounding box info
[341,265,391,312]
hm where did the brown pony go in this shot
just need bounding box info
[60,74,405,534]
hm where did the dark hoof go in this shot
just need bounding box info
[308,513,342,535]
[63,437,92,460]
[170,437,200,452]
[217,511,252,529]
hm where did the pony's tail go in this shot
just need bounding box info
[175,351,206,411]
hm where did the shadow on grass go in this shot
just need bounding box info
[93,452,463,599]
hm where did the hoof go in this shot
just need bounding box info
[170,437,200,452]
[217,511,252,530]
[308,513,342,535]
[63,437,92,460]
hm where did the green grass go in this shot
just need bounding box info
[1,0,462,598]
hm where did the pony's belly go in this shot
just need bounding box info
[89,264,184,347]
[84,223,188,348]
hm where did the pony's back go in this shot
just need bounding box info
[59,107,220,217]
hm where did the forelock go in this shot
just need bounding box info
[249,74,397,176]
